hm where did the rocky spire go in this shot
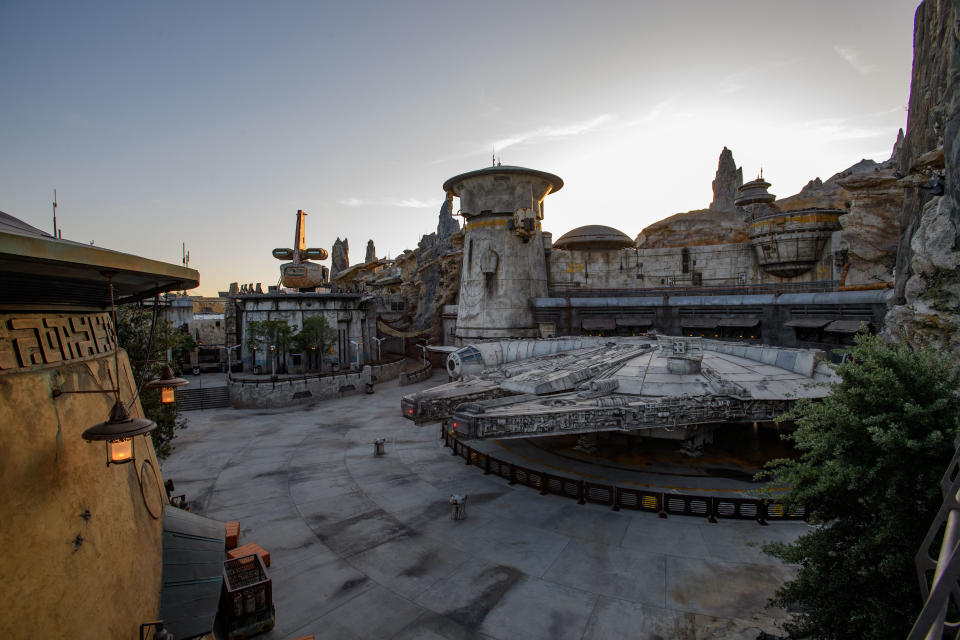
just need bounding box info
[710,146,743,211]
[437,198,460,240]
[331,237,349,278]
[364,239,376,263]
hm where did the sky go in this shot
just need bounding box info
[1,1,920,295]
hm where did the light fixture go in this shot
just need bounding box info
[82,400,155,466]
[144,364,189,404]
[77,278,159,466]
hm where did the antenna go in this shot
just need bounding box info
[759,166,763,180]
[492,148,496,167]
[52,189,58,237]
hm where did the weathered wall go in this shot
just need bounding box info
[886,0,960,356]
[228,358,403,408]
[548,240,837,292]
[0,314,165,639]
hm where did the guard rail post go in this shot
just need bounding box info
[612,486,621,511]
[508,464,517,485]
[577,479,586,505]
[540,473,550,496]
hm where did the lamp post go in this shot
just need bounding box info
[370,337,383,362]
[269,345,276,378]
[217,344,241,377]
[349,340,362,370]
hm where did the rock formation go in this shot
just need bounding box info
[331,237,349,278]
[636,209,749,248]
[885,0,959,358]
[437,198,460,244]
[365,239,376,263]
[710,146,743,211]
[835,165,903,287]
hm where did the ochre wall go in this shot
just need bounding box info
[0,347,166,639]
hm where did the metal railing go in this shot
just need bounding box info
[908,439,960,640]
[229,356,405,386]
[441,423,805,524]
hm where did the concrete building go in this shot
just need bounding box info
[228,290,377,373]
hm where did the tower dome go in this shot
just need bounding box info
[552,225,635,250]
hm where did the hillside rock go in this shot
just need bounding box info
[775,177,851,212]
[710,147,743,211]
[636,208,748,248]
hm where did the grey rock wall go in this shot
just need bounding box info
[885,0,960,357]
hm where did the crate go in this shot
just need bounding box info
[227,542,270,567]
[225,521,240,549]
[220,554,275,639]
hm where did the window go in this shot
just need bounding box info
[681,248,691,274]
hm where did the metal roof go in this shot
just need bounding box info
[159,506,225,640]
[0,211,199,308]
[442,165,564,194]
[553,225,635,250]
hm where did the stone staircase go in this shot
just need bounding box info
[176,386,230,411]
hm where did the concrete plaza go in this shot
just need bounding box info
[162,374,808,640]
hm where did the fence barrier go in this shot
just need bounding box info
[440,423,805,525]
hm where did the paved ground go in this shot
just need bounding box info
[163,373,808,640]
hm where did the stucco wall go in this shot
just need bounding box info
[0,346,166,639]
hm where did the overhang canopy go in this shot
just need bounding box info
[717,318,761,327]
[784,318,832,329]
[680,318,719,328]
[825,319,870,334]
[616,316,654,327]
[582,318,616,330]
[0,211,199,308]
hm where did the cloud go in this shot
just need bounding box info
[389,198,435,209]
[833,46,875,74]
[492,113,615,152]
[338,196,437,210]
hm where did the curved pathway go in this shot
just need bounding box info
[163,375,808,640]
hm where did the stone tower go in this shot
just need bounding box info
[442,165,563,341]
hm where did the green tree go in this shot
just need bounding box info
[292,315,337,371]
[246,319,295,373]
[115,303,189,459]
[761,332,960,639]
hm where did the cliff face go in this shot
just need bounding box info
[885,0,959,356]
[396,200,463,340]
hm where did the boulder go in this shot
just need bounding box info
[636,208,748,248]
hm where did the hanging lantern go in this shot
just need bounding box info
[145,364,189,404]
[82,401,157,466]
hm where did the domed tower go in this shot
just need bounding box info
[443,165,563,341]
